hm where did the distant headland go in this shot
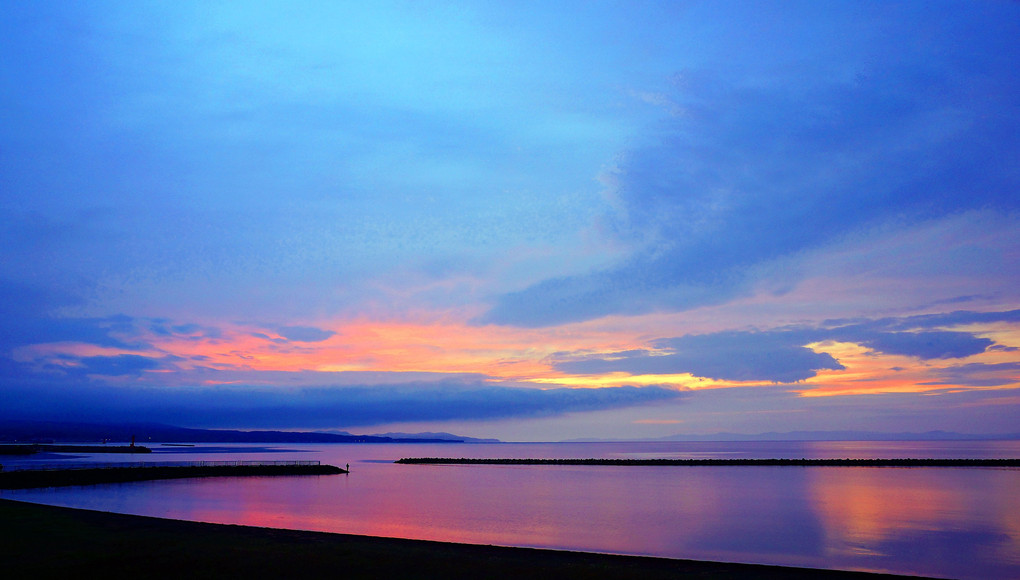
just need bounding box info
[0,420,496,445]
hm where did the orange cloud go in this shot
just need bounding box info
[12,309,1019,401]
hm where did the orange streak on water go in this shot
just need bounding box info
[807,467,1020,569]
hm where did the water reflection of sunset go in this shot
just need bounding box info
[5,441,1020,578]
[808,467,1020,575]
[811,469,959,550]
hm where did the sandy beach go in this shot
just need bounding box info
[0,498,923,579]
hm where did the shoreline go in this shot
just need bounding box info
[0,498,926,579]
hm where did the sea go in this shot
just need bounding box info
[2,440,1019,579]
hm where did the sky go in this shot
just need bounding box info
[1,1,1018,441]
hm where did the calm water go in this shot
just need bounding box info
[3,440,1019,579]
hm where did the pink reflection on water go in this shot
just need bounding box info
[3,441,1020,579]
[809,467,1020,578]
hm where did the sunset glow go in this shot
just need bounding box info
[1,1,1018,440]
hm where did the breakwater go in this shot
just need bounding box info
[396,457,1020,467]
[0,444,151,455]
[0,460,344,489]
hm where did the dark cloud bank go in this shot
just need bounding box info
[1,298,1016,427]
[0,297,684,428]
[0,379,683,430]
[0,285,678,428]
[554,310,1020,384]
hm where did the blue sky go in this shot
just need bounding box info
[2,1,1018,440]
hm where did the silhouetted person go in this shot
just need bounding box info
[346,463,349,473]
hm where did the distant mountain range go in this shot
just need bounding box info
[564,430,1020,442]
[0,420,496,444]
[362,431,500,443]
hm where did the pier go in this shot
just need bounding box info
[0,444,151,455]
[0,460,344,489]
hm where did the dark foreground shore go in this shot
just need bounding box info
[0,499,924,579]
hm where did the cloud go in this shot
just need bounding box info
[480,20,1020,327]
[0,279,145,353]
[552,310,1015,384]
[148,321,223,340]
[0,380,685,430]
[273,325,336,343]
[832,330,991,361]
[824,310,1020,332]
[75,354,162,377]
[556,332,844,383]
[922,362,1020,388]
[821,310,1020,359]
